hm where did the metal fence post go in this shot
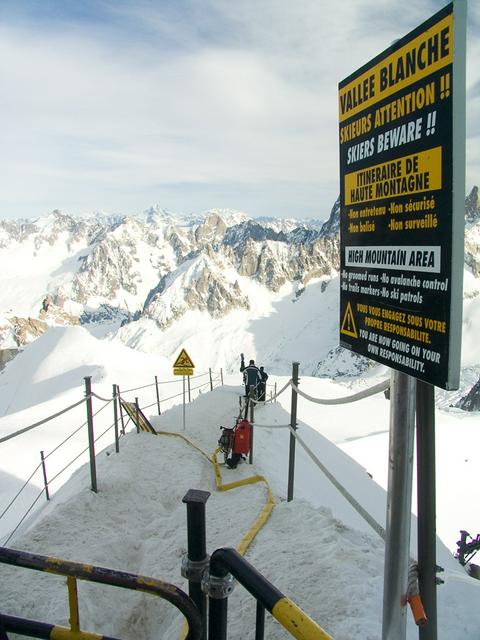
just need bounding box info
[287,362,299,502]
[220,368,224,386]
[113,385,119,453]
[249,386,255,465]
[155,376,161,415]
[182,489,211,639]
[117,385,126,435]
[40,451,50,501]
[84,376,98,493]
[135,397,140,433]
[209,368,213,391]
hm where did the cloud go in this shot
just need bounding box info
[0,0,479,219]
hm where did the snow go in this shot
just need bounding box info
[116,276,340,377]
[1,327,480,639]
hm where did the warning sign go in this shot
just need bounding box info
[341,302,358,338]
[173,349,195,376]
[338,2,466,390]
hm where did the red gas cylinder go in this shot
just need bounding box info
[233,419,251,455]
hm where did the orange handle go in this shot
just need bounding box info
[408,593,427,626]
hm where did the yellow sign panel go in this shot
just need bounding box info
[174,367,194,376]
[338,13,453,122]
[341,302,358,338]
[344,146,442,206]
[173,348,195,369]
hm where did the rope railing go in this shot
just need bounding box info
[253,423,290,429]
[48,446,90,487]
[290,379,390,405]
[1,367,225,546]
[0,397,87,445]
[90,391,115,403]
[93,419,117,445]
[2,489,46,546]
[119,381,157,394]
[134,380,214,415]
[288,426,386,540]
[120,369,213,395]
[0,462,43,521]
[120,379,215,414]
[44,420,88,460]
[248,373,391,542]
[90,397,113,418]
[249,378,389,407]
[249,379,292,404]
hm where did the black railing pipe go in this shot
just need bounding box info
[208,548,332,640]
[255,602,265,640]
[207,558,230,640]
[182,489,211,639]
[0,547,202,640]
[1,614,121,640]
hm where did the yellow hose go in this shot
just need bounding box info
[156,433,276,640]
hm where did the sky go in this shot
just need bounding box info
[1,0,479,221]
[0,326,479,639]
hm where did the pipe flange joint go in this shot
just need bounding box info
[181,555,210,582]
[201,571,235,599]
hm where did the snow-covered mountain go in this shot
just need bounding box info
[0,201,338,349]
[1,190,480,390]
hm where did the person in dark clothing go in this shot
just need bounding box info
[258,366,269,401]
[240,355,261,398]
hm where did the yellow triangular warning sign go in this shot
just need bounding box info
[173,348,195,369]
[340,302,358,338]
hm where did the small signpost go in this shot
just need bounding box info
[173,349,195,431]
[338,2,466,639]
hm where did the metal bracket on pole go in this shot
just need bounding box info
[201,572,235,599]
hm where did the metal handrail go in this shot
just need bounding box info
[207,547,333,640]
[0,546,202,640]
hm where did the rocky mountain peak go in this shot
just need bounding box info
[465,186,480,223]
[194,213,227,246]
[320,196,340,237]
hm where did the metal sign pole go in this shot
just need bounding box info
[182,375,186,431]
[416,380,438,640]
[382,370,416,640]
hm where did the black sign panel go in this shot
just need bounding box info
[338,2,466,390]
